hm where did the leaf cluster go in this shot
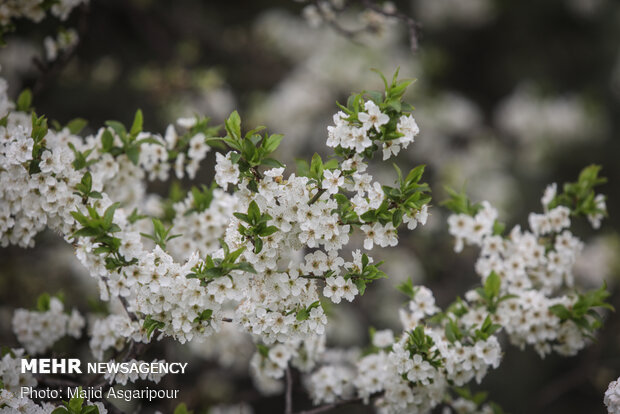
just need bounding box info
[73,172,102,203]
[140,218,181,249]
[28,112,49,174]
[100,110,161,165]
[347,253,387,295]
[210,111,285,192]
[549,282,614,337]
[143,315,165,340]
[185,183,216,215]
[549,164,607,217]
[332,69,415,160]
[71,203,137,271]
[51,389,100,414]
[295,300,322,321]
[441,186,481,215]
[475,272,516,313]
[405,326,443,369]
[359,165,430,228]
[186,240,256,285]
[233,201,278,253]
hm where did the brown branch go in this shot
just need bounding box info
[307,0,420,52]
[309,0,367,43]
[359,0,420,52]
[285,366,294,414]
[308,188,326,205]
[300,274,325,280]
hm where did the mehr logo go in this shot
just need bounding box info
[22,358,82,374]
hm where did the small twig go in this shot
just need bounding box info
[118,295,138,322]
[308,188,326,205]
[100,276,139,322]
[300,274,324,280]
[359,0,420,52]
[285,366,294,414]
[310,0,366,43]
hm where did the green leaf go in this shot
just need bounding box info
[36,292,51,311]
[101,129,114,152]
[225,111,242,140]
[396,279,416,299]
[130,109,143,136]
[17,89,32,112]
[82,406,99,414]
[103,203,120,229]
[492,221,505,236]
[295,159,310,177]
[296,308,310,321]
[68,391,84,413]
[253,237,263,254]
[549,304,572,320]
[173,403,193,414]
[441,186,481,215]
[247,201,260,223]
[262,134,283,154]
[323,158,339,170]
[126,145,140,165]
[66,118,88,135]
[104,121,127,140]
[233,262,256,273]
[310,153,324,181]
[79,172,92,193]
[258,225,279,237]
[484,271,501,300]
[257,344,269,358]
[143,315,165,339]
[262,157,285,168]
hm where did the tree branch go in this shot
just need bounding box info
[285,366,294,414]
[359,0,420,52]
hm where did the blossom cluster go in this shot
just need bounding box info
[306,286,502,413]
[300,168,609,413]
[0,59,612,413]
[1,68,436,408]
[300,0,399,37]
[446,176,608,357]
[11,295,84,356]
[606,378,620,414]
[0,0,87,46]
[44,28,79,61]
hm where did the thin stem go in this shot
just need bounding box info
[308,188,326,205]
[359,0,420,52]
[251,166,264,181]
[285,367,294,414]
[300,274,324,280]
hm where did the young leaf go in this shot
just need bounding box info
[130,109,143,136]
[17,89,32,112]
